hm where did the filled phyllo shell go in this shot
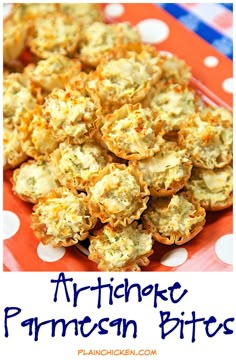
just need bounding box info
[130,142,192,196]
[41,85,101,145]
[50,139,112,190]
[86,163,150,227]
[79,21,140,68]
[3,72,36,129]
[142,192,206,245]
[20,106,60,160]
[31,188,97,247]
[185,165,233,211]
[9,3,58,23]
[142,83,197,135]
[88,222,153,271]
[3,18,27,64]
[101,103,165,160]
[29,54,82,92]
[178,112,232,169]
[26,12,81,59]
[58,3,103,29]
[3,127,28,170]
[158,52,192,85]
[87,43,162,111]
[11,158,60,203]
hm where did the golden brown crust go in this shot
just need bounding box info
[19,106,60,160]
[26,12,81,59]
[142,192,206,245]
[3,127,28,170]
[11,158,60,203]
[88,222,153,271]
[29,55,82,92]
[86,163,150,227]
[87,43,162,112]
[79,22,141,68]
[3,18,27,64]
[101,103,165,160]
[178,113,232,169]
[130,142,192,197]
[185,165,233,211]
[31,188,97,247]
[50,139,113,191]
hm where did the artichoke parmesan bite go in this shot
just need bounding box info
[11,159,60,203]
[26,12,81,59]
[50,139,112,190]
[185,165,233,211]
[20,105,60,160]
[178,113,232,169]
[31,188,97,247]
[9,3,58,23]
[101,103,165,160]
[3,72,36,129]
[42,85,101,145]
[86,163,150,227]
[3,18,27,64]
[79,22,140,68]
[142,192,206,245]
[200,106,233,126]
[58,3,103,29]
[3,127,28,170]
[88,222,153,272]
[158,52,192,85]
[142,83,197,134]
[87,44,162,112]
[130,142,192,196]
[29,55,82,92]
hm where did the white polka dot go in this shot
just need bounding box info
[222,78,233,93]
[37,243,66,262]
[3,4,12,18]
[203,56,219,68]
[3,211,20,239]
[215,234,233,265]
[136,19,170,44]
[159,50,173,58]
[104,3,124,18]
[160,248,188,267]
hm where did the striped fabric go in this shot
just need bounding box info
[156,3,233,60]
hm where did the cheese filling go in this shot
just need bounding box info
[91,225,152,269]
[90,168,141,215]
[35,191,91,239]
[147,194,204,236]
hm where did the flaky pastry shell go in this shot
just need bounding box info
[3,18,27,64]
[185,165,233,211]
[31,188,97,247]
[178,113,232,169]
[88,43,162,112]
[29,54,82,92]
[42,85,101,145]
[3,127,28,170]
[88,222,153,271]
[142,192,206,245]
[101,103,165,160]
[79,22,141,68]
[130,142,192,197]
[11,158,60,203]
[19,106,60,160]
[50,139,113,191]
[26,12,81,59]
[86,163,150,227]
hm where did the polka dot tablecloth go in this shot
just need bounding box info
[3,3,233,272]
